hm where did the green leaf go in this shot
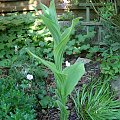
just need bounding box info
[89,46,99,53]
[49,0,60,27]
[26,48,66,93]
[54,18,80,71]
[40,96,51,108]
[63,61,85,96]
[80,44,90,51]
[40,15,61,46]
[0,43,4,50]
[26,48,57,73]
[40,1,61,46]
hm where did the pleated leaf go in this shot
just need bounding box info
[54,18,80,70]
[40,1,61,46]
[63,61,85,96]
[49,0,60,27]
[26,48,66,95]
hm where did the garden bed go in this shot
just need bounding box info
[0,1,120,119]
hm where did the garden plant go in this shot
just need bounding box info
[27,0,85,119]
[73,77,120,120]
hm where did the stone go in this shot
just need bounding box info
[111,76,120,99]
[76,57,92,64]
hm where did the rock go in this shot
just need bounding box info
[111,76,120,99]
[76,57,91,64]
[76,57,100,75]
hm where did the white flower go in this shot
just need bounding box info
[14,45,18,53]
[27,74,33,80]
[65,61,70,67]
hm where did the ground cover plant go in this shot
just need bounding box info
[96,2,120,78]
[0,12,54,68]
[0,76,36,120]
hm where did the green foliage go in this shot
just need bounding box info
[98,2,120,53]
[73,79,120,120]
[59,11,75,21]
[1,2,119,120]
[99,2,115,19]
[0,12,54,67]
[95,2,120,78]
[32,78,54,109]
[99,22,120,56]
[66,30,96,56]
[9,50,54,109]
[27,0,85,119]
[0,76,36,120]
[0,11,56,111]
[0,13,35,30]
[100,55,120,77]
[112,14,120,28]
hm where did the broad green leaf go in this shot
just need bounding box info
[26,48,66,95]
[39,3,49,17]
[40,15,61,46]
[54,18,80,70]
[40,1,61,46]
[63,61,85,96]
[26,48,57,73]
[49,0,60,27]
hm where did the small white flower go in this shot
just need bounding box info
[65,61,70,67]
[14,45,18,53]
[27,74,33,80]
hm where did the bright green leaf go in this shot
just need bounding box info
[63,61,85,96]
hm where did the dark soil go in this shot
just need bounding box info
[36,106,78,120]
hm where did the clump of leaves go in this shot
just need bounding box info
[9,49,54,109]
[100,54,120,77]
[73,78,120,120]
[0,76,36,120]
[0,12,53,67]
[65,31,96,56]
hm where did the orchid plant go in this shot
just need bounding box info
[27,0,85,119]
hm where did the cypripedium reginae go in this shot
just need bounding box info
[26,0,85,119]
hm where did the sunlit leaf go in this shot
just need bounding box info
[63,61,85,96]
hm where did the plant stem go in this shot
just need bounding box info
[60,104,69,120]
[59,94,69,120]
